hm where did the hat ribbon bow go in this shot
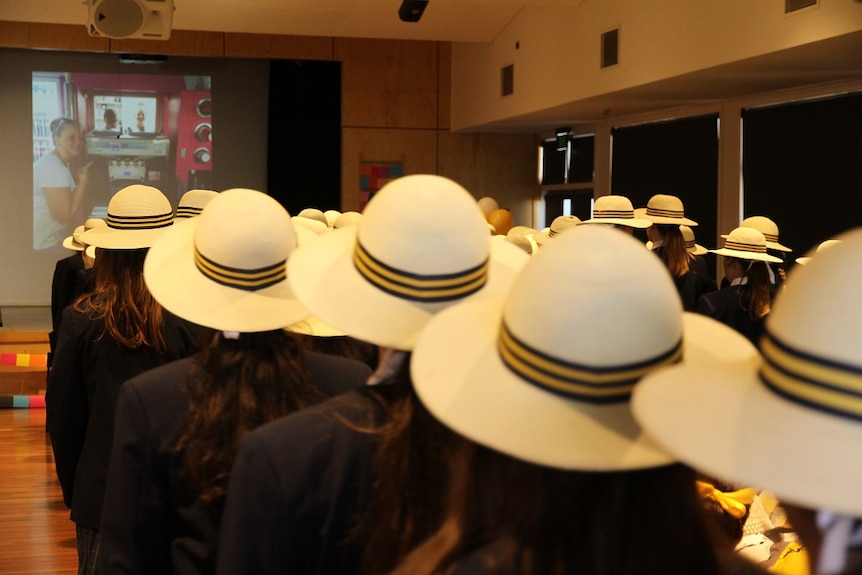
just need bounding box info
[696,481,756,519]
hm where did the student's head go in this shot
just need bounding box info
[49,117,83,160]
[103,108,117,128]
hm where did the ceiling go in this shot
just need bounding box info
[0,0,579,43]
[3,0,862,129]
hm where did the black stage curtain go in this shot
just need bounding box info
[611,114,719,279]
[267,59,342,216]
[742,92,862,267]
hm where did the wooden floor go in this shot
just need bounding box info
[0,408,77,574]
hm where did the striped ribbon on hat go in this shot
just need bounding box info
[176,206,204,218]
[646,206,685,219]
[724,238,768,254]
[594,209,635,219]
[759,329,862,422]
[497,321,683,403]
[107,210,173,230]
[353,240,489,303]
[194,245,286,291]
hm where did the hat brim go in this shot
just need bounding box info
[144,219,311,332]
[62,235,85,251]
[709,247,783,263]
[285,315,346,337]
[632,359,862,517]
[412,303,758,471]
[287,226,529,350]
[633,208,698,227]
[580,217,652,229]
[81,224,172,250]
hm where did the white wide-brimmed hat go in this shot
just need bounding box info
[633,227,862,517]
[176,189,218,219]
[144,188,310,332]
[323,209,341,228]
[333,211,363,229]
[534,215,581,246]
[795,238,842,266]
[292,215,330,236]
[412,225,758,471]
[736,216,791,252]
[287,174,530,350]
[580,195,651,229]
[62,218,107,251]
[81,185,174,249]
[709,227,782,263]
[635,194,698,226]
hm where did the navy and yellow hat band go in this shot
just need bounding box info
[498,321,683,403]
[724,239,767,253]
[176,206,204,218]
[594,209,634,219]
[194,245,286,291]
[107,211,173,230]
[759,330,862,422]
[646,207,684,219]
[353,240,489,303]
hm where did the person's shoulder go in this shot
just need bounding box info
[303,349,372,396]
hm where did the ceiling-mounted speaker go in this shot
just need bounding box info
[398,0,429,22]
[86,0,174,40]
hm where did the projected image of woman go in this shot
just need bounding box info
[33,117,93,250]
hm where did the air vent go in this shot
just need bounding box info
[785,0,817,12]
[501,64,514,97]
[601,28,619,68]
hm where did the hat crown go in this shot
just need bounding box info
[194,188,295,284]
[297,208,328,225]
[357,175,489,277]
[107,184,172,224]
[593,195,635,215]
[740,216,779,238]
[177,189,218,218]
[722,226,768,251]
[502,226,683,401]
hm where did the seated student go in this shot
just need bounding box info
[215,175,529,575]
[99,189,371,575]
[698,226,783,346]
[390,225,767,575]
[633,227,862,575]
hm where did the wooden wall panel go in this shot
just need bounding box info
[337,38,438,129]
[0,21,108,52]
[225,33,334,60]
[437,42,451,131]
[341,127,438,209]
[112,30,224,57]
[437,131,539,228]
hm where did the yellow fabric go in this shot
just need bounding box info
[697,481,756,519]
[769,541,809,575]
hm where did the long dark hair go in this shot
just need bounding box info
[347,354,459,575]
[654,224,693,279]
[74,248,166,352]
[392,441,724,575]
[736,258,775,321]
[176,329,322,503]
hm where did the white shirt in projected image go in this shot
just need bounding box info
[33,151,75,250]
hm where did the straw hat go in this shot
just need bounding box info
[412,225,758,471]
[795,238,842,266]
[333,211,363,229]
[709,227,782,263]
[287,174,530,350]
[176,189,218,219]
[62,218,107,251]
[634,194,698,226]
[81,185,174,249]
[534,215,581,246]
[323,209,341,228]
[580,195,651,228]
[737,216,791,252]
[297,208,328,226]
[144,188,310,332]
[292,215,330,236]
[632,227,862,516]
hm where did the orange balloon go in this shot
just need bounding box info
[488,208,514,236]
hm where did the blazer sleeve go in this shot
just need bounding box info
[100,381,172,575]
[45,308,89,508]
